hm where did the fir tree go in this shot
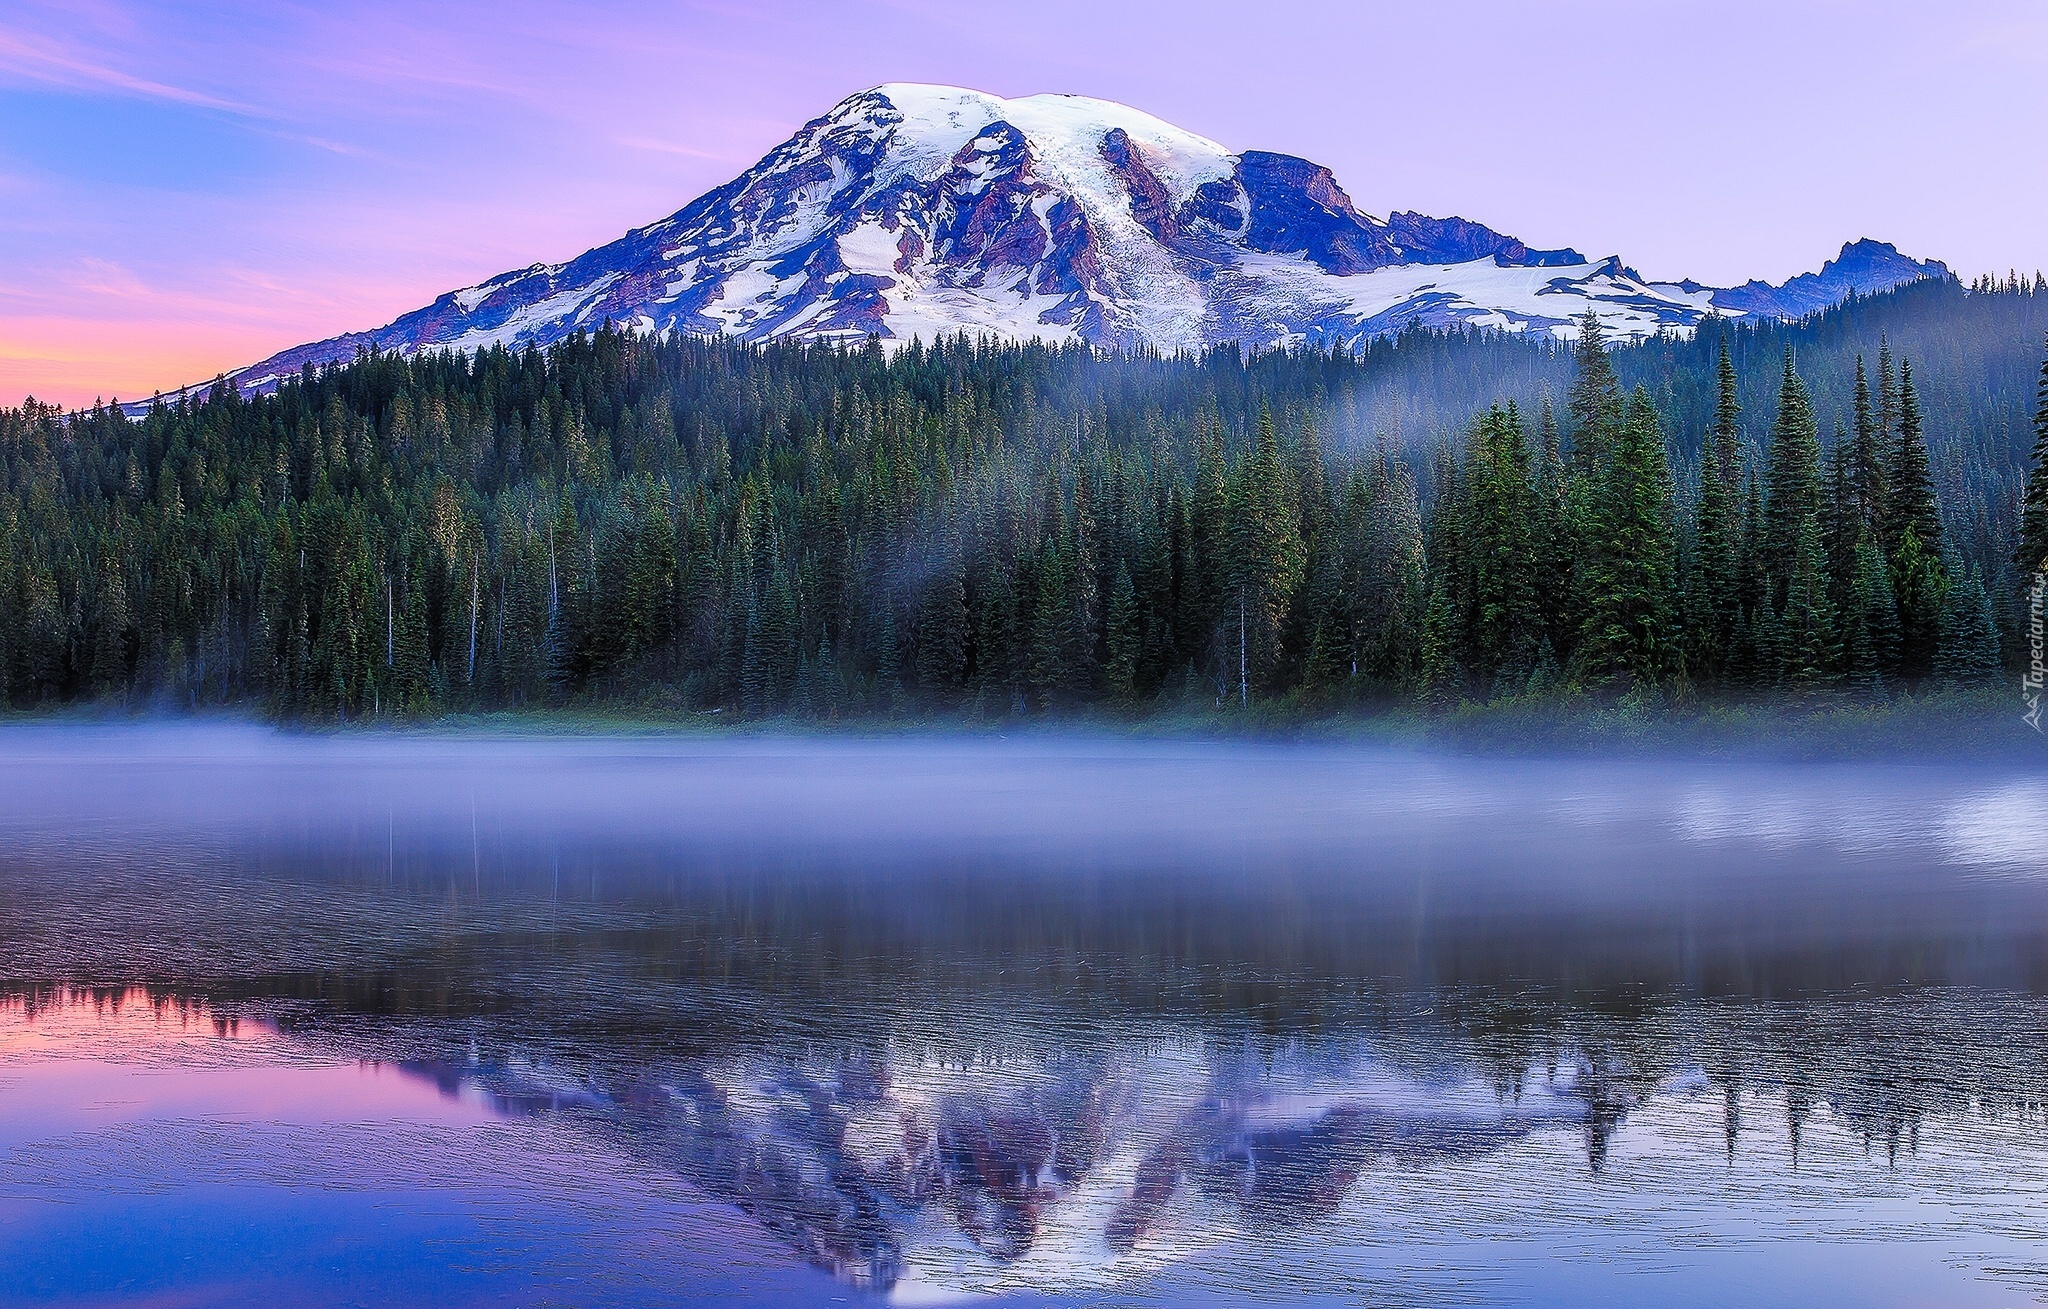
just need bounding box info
[1886,361,1941,559]
[1688,438,1738,679]
[2016,334,2048,577]
[1531,397,1578,661]
[1104,562,1140,704]
[914,552,970,701]
[1461,404,1541,679]
[1577,388,1677,687]
[91,554,131,696]
[1876,336,1898,454]
[1934,565,2002,685]
[1567,309,1624,468]
[1850,355,1887,539]
[1762,349,1823,594]
[1026,536,1072,711]
[1226,407,1305,693]
[1891,526,1945,681]
[1418,580,1458,712]
[874,602,904,712]
[1775,511,1839,690]
[1712,337,1743,494]
[1843,541,1900,695]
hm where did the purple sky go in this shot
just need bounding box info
[3,0,2044,407]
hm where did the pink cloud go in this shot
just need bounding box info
[3,0,2045,408]
[0,22,260,114]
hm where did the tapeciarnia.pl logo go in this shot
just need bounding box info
[2026,572,2045,734]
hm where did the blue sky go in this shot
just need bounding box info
[3,0,2044,405]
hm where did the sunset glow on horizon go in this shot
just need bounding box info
[4,0,2046,408]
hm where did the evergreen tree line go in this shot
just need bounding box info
[3,290,2044,720]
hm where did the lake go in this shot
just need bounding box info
[3,722,2047,1307]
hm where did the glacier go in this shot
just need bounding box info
[177,84,1950,398]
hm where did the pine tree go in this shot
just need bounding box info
[1462,404,1541,679]
[1069,476,1101,693]
[1737,473,1767,636]
[91,554,131,696]
[760,565,797,708]
[1850,355,1887,540]
[1026,536,1071,711]
[397,577,432,710]
[813,634,842,720]
[1712,337,1743,494]
[1531,397,1578,661]
[1345,444,1425,684]
[1876,336,1898,455]
[1567,309,1624,468]
[915,549,970,701]
[1418,579,1458,712]
[874,602,904,712]
[1577,388,1678,687]
[1226,407,1305,693]
[2016,334,2048,577]
[1688,438,1738,680]
[1103,562,1139,704]
[739,595,775,716]
[1934,565,2002,685]
[1843,541,1900,695]
[1775,512,1838,690]
[623,482,677,660]
[1891,526,1945,681]
[1886,361,1941,560]
[1822,425,1860,608]
[1762,349,1823,593]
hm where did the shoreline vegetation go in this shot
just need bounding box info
[4,690,2037,763]
[3,277,2046,744]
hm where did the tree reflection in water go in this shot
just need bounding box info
[6,731,2048,1304]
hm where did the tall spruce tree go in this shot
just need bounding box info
[1577,388,1677,687]
[2016,334,2048,577]
[1567,309,1624,469]
[1850,355,1887,539]
[1886,361,1941,560]
[1461,403,1541,681]
[1934,564,2002,685]
[1103,562,1139,703]
[1843,541,1900,694]
[1713,337,1743,494]
[1226,407,1306,694]
[1762,349,1823,598]
[1892,526,1945,681]
[1688,438,1739,680]
[1775,511,1839,690]
[1528,396,1578,662]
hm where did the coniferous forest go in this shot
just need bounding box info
[4,275,2047,724]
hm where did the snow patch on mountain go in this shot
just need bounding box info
[183,84,1953,400]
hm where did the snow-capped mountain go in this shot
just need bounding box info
[223,84,1949,392]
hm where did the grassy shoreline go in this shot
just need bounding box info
[5,688,2039,763]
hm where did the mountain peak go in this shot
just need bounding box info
[202,88,1953,396]
[1709,240,1951,319]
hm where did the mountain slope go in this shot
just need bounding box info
[220,84,1949,393]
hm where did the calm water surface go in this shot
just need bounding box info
[3,723,2048,1307]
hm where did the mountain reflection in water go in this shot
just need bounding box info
[3,724,2048,1307]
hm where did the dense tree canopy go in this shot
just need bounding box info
[3,276,2042,720]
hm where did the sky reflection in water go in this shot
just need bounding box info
[3,723,2048,1307]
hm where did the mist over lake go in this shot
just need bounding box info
[3,722,2047,1307]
